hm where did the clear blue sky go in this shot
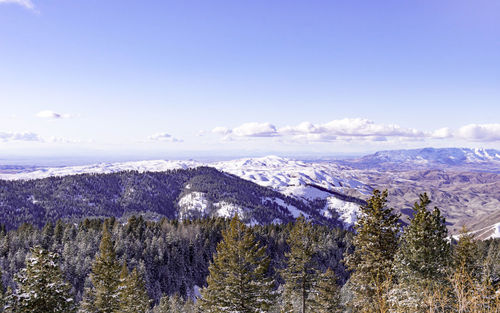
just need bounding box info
[1,0,499,159]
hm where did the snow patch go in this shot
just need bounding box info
[325,197,360,227]
[178,192,209,219]
[213,201,244,218]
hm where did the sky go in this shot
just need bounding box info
[0,0,499,161]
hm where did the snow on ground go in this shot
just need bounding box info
[213,201,244,218]
[325,197,360,226]
[469,222,500,240]
[263,197,310,219]
[0,156,368,226]
[178,192,209,219]
[0,160,201,180]
[213,156,370,195]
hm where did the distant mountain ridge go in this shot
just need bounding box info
[342,147,500,170]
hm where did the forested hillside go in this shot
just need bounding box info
[0,167,342,230]
[0,191,499,312]
[0,216,351,306]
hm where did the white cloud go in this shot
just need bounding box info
[432,127,454,139]
[212,127,232,136]
[36,110,74,120]
[148,133,182,142]
[0,131,41,142]
[233,122,277,137]
[457,124,500,142]
[213,119,427,142]
[280,118,426,139]
[212,122,278,139]
[0,0,35,10]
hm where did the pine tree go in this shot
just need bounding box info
[344,189,400,313]
[391,193,451,311]
[8,246,75,313]
[280,216,319,313]
[453,226,478,275]
[313,268,342,313]
[118,262,150,313]
[199,215,275,313]
[0,271,5,312]
[79,223,121,313]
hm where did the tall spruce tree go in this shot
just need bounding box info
[313,268,342,313]
[8,246,75,313]
[199,215,275,313]
[345,189,400,313]
[391,193,451,311]
[79,223,121,313]
[280,216,319,313]
[117,262,150,313]
[453,226,478,275]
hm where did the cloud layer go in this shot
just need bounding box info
[0,131,41,142]
[211,119,500,143]
[0,131,86,144]
[148,133,182,142]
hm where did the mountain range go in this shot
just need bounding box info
[1,147,499,238]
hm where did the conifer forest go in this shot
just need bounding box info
[0,188,499,312]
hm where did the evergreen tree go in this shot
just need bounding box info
[280,216,319,313]
[8,246,75,313]
[313,268,342,313]
[453,226,479,275]
[118,262,150,313]
[79,223,121,313]
[345,189,400,313]
[199,215,275,313]
[391,193,451,311]
[0,271,4,312]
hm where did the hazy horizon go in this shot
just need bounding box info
[1,0,499,157]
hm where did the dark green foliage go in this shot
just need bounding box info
[395,193,450,283]
[391,193,451,311]
[118,262,150,313]
[0,216,350,307]
[280,216,319,313]
[313,268,342,313]
[80,223,121,313]
[200,215,275,313]
[344,189,400,312]
[7,246,75,313]
[453,226,479,276]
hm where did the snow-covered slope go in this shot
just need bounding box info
[345,147,500,170]
[213,156,369,226]
[0,160,201,180]
[213,156,369,193]
[469,222,500,240]
[0,156,369,227]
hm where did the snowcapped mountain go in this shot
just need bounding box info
[343,147,500,170]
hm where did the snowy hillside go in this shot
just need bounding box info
[0,156,370,227]
[0,159,201,180]
[345,147,500,170]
